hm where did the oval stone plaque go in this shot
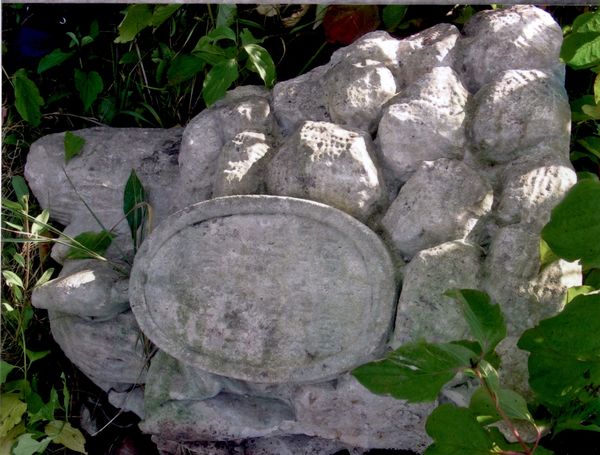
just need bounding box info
[130,195,396,383]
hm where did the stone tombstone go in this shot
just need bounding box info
[27,6,580,455]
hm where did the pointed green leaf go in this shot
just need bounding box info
[566,285,596,303]
[352,341,476,402]
[34,268,54,288]
[150,4,181,28]
[382,5,408,31]
[25,349,50,363]
[123,169,147,250]
[65,231,115,260]
[167,54,205,85]
[3,270,24,289]
[469,387,533,424]
[14,69,44,127]
[572,11,600,33]
[424,404,494,455]
[540,238,560,270]
[243,44,276,87]
[518,294,600,406]
[192,37,229,65]
[595,73,600,105]
[37,49,74,74]
[0,394,27,439]
[207,26,237,43]
[13,434,52,455]
[45,420,87,453]
[579,135,600,160]
[202,59,239,107]
[1,360,16,385]
[542,179,600,268]
[64,131,86,163]
[74,69,103,112]
[114,4,153,43]
[561,32,600,69]
[240,28,260,46]
[30,209,50,236]
[445,289,506,355]
[216,4,237,28]
[12,176,29,206]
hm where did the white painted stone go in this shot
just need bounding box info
[392,241,483,346]
[459,5,564,92]
[130,196,396,384]
[266,121,385,221]
[330,30,400,68]
[467,69,571,164]
[377,67,469,185]
[381,159,493,259]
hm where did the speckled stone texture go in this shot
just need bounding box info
[26,6,579,454]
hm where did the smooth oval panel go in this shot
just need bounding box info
[130,195,396,383]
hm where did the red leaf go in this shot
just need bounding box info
[323,6,381,45]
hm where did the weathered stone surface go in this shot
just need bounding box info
[324,60,396,133]
[330,30,400,68]
[33,259,129,320]
[130,196,396,383]
[180,89,273,204]
[212,132,274,197]
[381,159,493,259]
[108,387,145,419]
[243,436,357,455]
[48,310,147,388]
[459,5,564,92]
[284,374,434,451]
[377,67,469,185]
[24,127,183,227]
[467,70,570,164]
[272,65,331,135]
[266,121,385,221]
[392,241,483,346]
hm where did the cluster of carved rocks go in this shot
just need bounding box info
[26,6,581,455]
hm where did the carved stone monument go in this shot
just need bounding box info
[27,6,580,454]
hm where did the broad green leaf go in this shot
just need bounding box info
[114,4,153,43]
[14,69,44,127]
[352,341,476,402]
[74,69,103,112]
[64,131,86,163]
[29,388,60,424]
[31,209,50,236]
[572,11,600,33]
[25,349,50,363]
[1,360,16,385]
[572,95,596,122]
[444,289,506,355]
[167,54,205,85]
[37,49,74,73]
[424,404,494,455]
[579,135,600,160]
[13,434,52,455]
[479,360,500,392]
[45,420,87,453]
[585,268,600,289]
[65,231,115,260]
[469,387,533,424]
[123,169,147,251]
[542,179,600,268]
[0,394,27,438]
[150,4,181,28]
[207,26,237,43]
[243,44,276,87]
[3,270,24,289]
[216,4,237,28]
[193,38,229,66]
[240,28,260,46]
[382,5,408,31]
[554,398,600,435]
[582,102,600,119]
[595,73,600,104]
[565,285,596,303]
[561,32,600,69]
[518,294,600,406]
[540,238,560,270]
[12,176,29,205]
[0,422,26,455]
[202,59,239,107]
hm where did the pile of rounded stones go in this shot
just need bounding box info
[26,6,580,454]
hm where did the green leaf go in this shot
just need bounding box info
[595,73,600,104]
[554,398,600,435]
[45,420,87,453]
[13,434,52,455]
[382,5,408,31]
[216,4,237,28]
[150,4,181,28]
[243,44,276,87]
[31,209,50,236]
[65,231,115,260]
[0,422,26,455]
[542,179,600,268]
[34,268,54,288]
[3,270,24,289]
[64,131,86,163]
[444,289,506,355]
[207,26,237,43]
[572,11,600,33]
[167,54,205,85]
[25,349,50,363]
[479,360,500,392]
[540,238,560,270]
[202,59,239,107]
[192,37,229,66]
[352,341,476,402]
[469,387,533,424]
[114,4,153,43]
[579,135,600,160]
[582,103,600,119]
[123,169,148,251]
[0,394,27,439]
[572,95,597,122]
[424,404,494,455]
[74,69,103,112]
[240,28,260,46]
[565,285,596,303]
[561,32,600,69]
[37,49,74,74]
[585,268,600,289]
[14,69,44,127]
[1,360,16,385]
[12,176,30,205]
[518,294,600,406]
[29,388,60,424]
